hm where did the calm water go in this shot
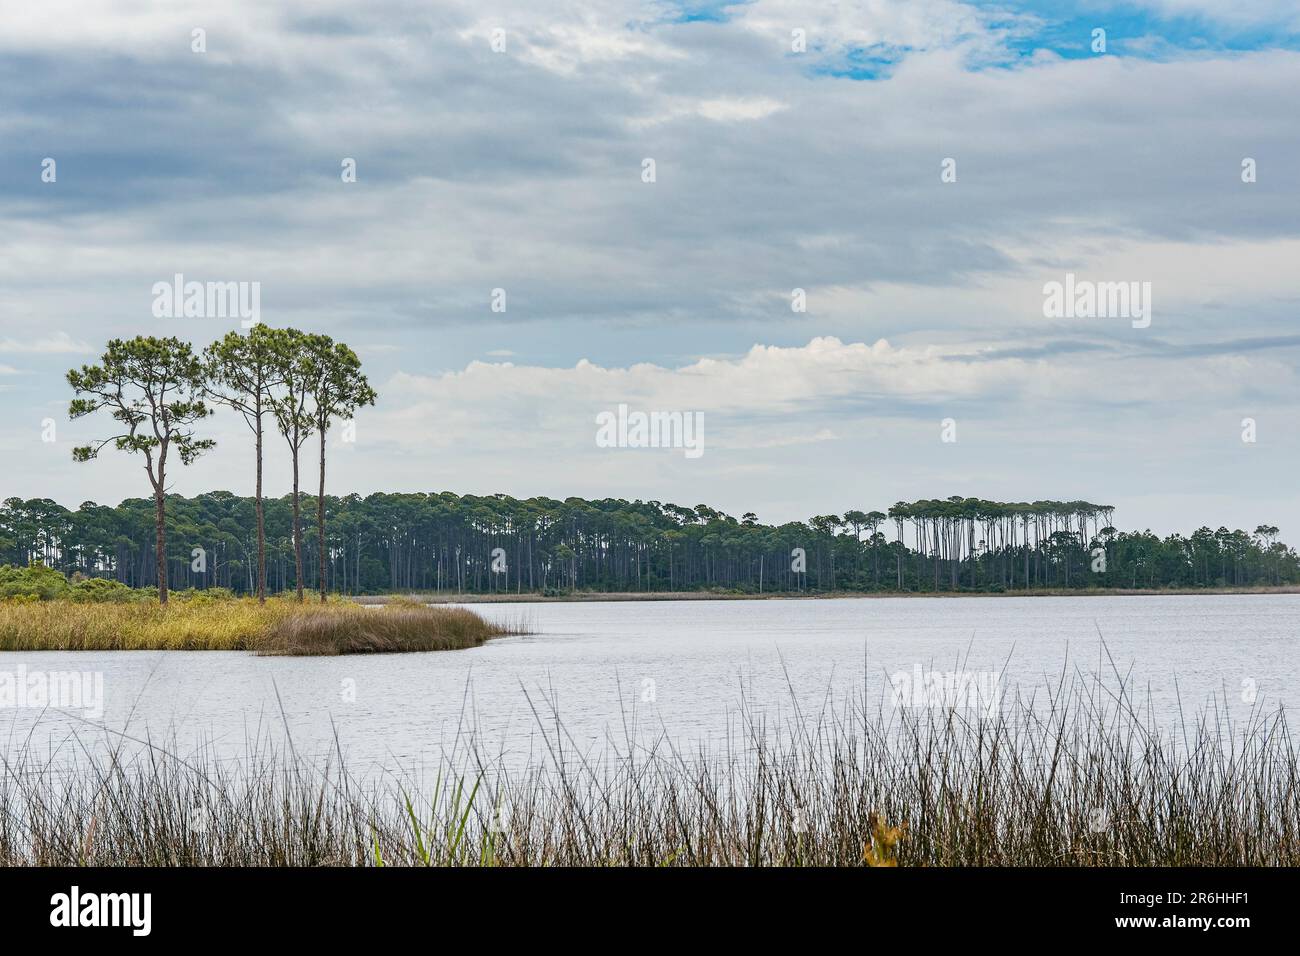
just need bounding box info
[3,595,1298,775]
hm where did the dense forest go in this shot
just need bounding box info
[48,334,1295,601]
[1,493,1294,595]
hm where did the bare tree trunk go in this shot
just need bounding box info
[256,410,266,604]
[292,435,304,602]
[153,462,168,606]
[317,427,327,603]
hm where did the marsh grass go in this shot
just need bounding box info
[0,597,512,654]
[257,604,510,655]
[1,667,1296,866]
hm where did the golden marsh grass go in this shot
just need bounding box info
[0,597,511,654]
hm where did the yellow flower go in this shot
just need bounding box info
[863,812,907,867]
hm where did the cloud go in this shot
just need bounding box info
[632,94,789,126]
[1,2,1299,537]
[1127,0,1300,31]
[457,7,688,77]
[0,332,93,354]
[728,0,1018,58]
[374,334,1296,453]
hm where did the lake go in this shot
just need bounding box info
[3,595,1297,776]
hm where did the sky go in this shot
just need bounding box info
[2,0,1298,536]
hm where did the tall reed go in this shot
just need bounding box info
[1,670,1294,866]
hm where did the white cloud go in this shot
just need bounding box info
[2,2,1299,537]
[1131,0,1300,30]
[0,332,93,354]
[456,2,687,76]
[633,95,789,127]
[728,0,1021,62]
[374,334,1291,453]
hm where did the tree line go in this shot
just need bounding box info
[63,328,375,604]
[2,492,1294,596]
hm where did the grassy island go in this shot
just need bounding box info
[0,566,511,654]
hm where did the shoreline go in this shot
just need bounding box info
[355,585,1300,604]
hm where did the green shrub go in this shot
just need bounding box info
[69,577,139,603]
[0,566,243,603]
[0,562,71,600]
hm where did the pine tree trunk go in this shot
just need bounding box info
[292,436,304,602]
[154,462,168,606]
[256,410,266,604]
[318,426,327,602]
